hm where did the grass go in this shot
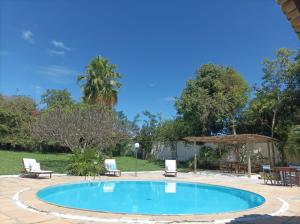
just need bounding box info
[0,150,71,175]
[0,150,165,175]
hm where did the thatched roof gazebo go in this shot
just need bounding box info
[183,134,278,177]
[278,0,300,39]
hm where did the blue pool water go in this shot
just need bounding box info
[37,181,265,215]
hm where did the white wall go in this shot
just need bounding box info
[151,141,214,161]
[151,141,280,162]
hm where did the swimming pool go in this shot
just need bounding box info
[37,181,265,215]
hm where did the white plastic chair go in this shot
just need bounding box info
[22,158,53,178]
[164,160,177,177]
[104,159,121,176]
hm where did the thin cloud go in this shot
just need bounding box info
[160,96,176,102]
[51,40,71,51]
[47,49,65,56]
[36,65,76,84]
[21,30,34,44]
[33,85,43,95]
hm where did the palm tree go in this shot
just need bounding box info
[77,56,122,106]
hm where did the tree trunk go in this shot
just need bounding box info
[232,119,237,135]
[271,142,276,166]
[271,110,277,138]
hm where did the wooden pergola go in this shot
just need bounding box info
[183,134,278,177]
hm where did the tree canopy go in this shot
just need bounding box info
[41,89,74,109]
[175,64,249,136]
[77,56,122,107]
[31,104,129,152]
[0,95,37,149]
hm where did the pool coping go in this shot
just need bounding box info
[13,175,293,223]
[34,179,267,216]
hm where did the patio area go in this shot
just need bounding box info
[0,171,300,224]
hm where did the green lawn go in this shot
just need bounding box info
[0,150,164,175]
[0,150,72,175]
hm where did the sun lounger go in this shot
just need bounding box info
[104,159,121,176]
[22,158,53,178]
[164,160,177,177]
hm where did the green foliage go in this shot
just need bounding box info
[41,89,74,109]
[67,148,104,176]
[0,95,37,150]
[188,146,220,169]
[135,111,162,160]
[240,48,300,144]
[176,64,249,135]
[156,118,186,159]
[77,55,122,106]
[31,103,129,153]
[285,125,300,164]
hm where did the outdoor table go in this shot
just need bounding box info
[272,167,300,187]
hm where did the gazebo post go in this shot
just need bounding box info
[267,142,272,166]
[271,142,276,166]
[194,141,197,174]
[246,142,251,177]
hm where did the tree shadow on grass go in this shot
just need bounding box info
[227,214,300,224]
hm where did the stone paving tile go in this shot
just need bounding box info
[0,173,299,224]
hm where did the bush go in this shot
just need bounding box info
[67,148,104,177]
[285,125,300,164]
[188,146,220,170]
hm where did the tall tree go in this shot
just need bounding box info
[0,95,37,149]
[77,56,122,107]
[41,89,74,109]
[135,111,162,160]
[31,104,129,152]
[156,118,186,159]
[284,125,300,164]
[245,48,297,139]
[176,64,249,136]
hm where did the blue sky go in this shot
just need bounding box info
[0,0,299,120]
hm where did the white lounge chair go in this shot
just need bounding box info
[22,158,53,178]
[104,159,121,176]
[164,160,177,177]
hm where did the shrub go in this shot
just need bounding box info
[188,146,220,170]
[67,148,104,177]
[285,125,300,164]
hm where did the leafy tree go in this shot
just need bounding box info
[0,95,37,149]
[135,111,161,160]
[176,64,249,135]
[108,111,140,156]
[242,49,299,139]
[41,89,74,109]
[284,125,300,164]
[31,104,129,152]
[156,118,186,159]
[77,56,122,107]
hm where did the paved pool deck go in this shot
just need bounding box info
[0,171,299,224]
